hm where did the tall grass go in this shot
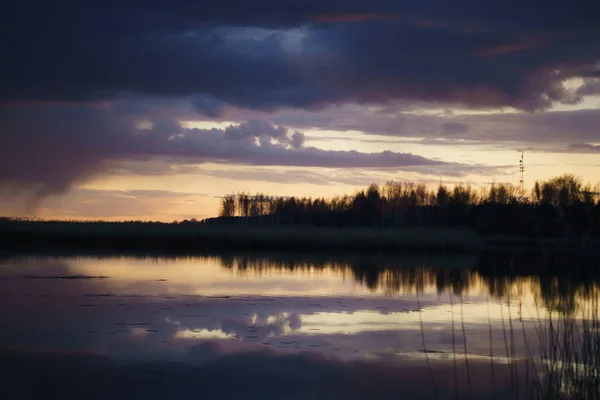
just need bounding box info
[530,294,600,399]
[404,261,600,400]
[417,296,600,400]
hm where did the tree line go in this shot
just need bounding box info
[208,174,600,238]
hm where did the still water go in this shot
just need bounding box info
[0,254,597,399]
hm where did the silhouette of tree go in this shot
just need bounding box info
[551,174,582,207]
[203,174,600,239]
[218,195,236,217]
[436,183,450,207]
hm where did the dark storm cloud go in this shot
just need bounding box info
[191,95,228,118]
[0,105,127,199]
[0,1,599,111]
[4,1,598,33]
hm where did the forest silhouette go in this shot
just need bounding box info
[211,173,600,239]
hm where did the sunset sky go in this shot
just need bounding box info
[1,1,599,221]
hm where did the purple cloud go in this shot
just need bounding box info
[441,122,470,135]
[257,105,600,144]
[560,143,600,153]
[0,104,457,202]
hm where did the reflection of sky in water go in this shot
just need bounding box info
[0,255,597,399]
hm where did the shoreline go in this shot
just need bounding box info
[0,220,598,256]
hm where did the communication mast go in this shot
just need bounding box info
[519,152,525,199]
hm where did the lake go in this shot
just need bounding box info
[0,253,598,399]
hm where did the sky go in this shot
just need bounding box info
[1,1,599,221]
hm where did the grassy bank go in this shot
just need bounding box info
[0,219,484,253]
[0,221,482,253]
[1,219,598,255]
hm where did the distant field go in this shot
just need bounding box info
[0,218,595,255]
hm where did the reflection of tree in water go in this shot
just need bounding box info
[532,274,600,317]
[218,253,600,315]
[378,267,476,297]
[536,275,578,315]
[475,250,600,316]
[351,263,380,291]
[219,254,235,270]
[531,292,600,399]
[481,274,515,299]
[219,255,473,295]
[218,255,481,298]
[218,253,600,399]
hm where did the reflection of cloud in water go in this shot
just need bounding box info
[221,312,302,340]
[0,272,533,365]
[176,328,236,340]
[0,254,598,399]
[174,312,304,343]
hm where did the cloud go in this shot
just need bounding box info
[196,166,486,187]
[198,164,510,190]
[108,159,201,177]
[190,94,227,117]
[223,119,288,141]
[558,143,600,153]
[196,167,370,187]
[441,122,470,135]
[0,105,128,202]
[150,118,446,169]
[289,131,305,149]
[1,1,599,111]
[468,109,600,143]
[576,78,600,96]
[220,313,302,341]
[259,105,600,144]
[0,104,453,203]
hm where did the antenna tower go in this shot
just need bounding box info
[519,152,525,198]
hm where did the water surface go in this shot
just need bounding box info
[0,254,597,399]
